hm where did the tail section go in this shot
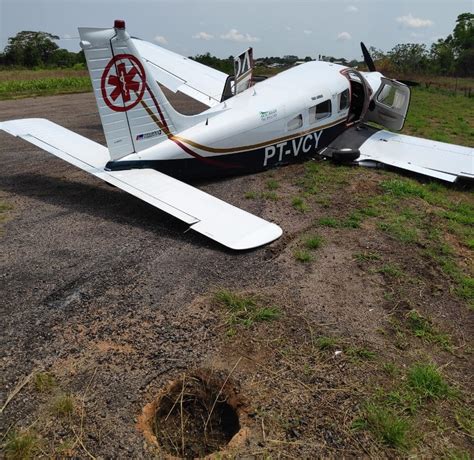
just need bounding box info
[79,20,193,160]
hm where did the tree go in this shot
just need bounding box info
[4,31,59,67]
[388,43,429,74]
[430,38,455,75]
[451,12,474,53]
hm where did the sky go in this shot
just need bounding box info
[0,0,472,60]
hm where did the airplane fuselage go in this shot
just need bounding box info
[106,61,359,178]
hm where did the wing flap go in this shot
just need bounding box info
[132,38,227,107]
[357,129,474,182]
[0,118,282,249]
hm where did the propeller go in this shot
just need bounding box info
[360,42,376,72]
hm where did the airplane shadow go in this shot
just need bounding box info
[0,173,237,253]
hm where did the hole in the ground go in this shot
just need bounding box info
[152,370,241,459]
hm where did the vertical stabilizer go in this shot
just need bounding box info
[79,20,193,160]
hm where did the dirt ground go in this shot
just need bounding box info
[1,93,472,459]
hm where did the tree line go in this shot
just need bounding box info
[0,31,85,68]
[1,13,472,77]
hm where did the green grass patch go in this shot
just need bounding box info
[382,362,400,377]
[292,196,309,213]
[294,249,313,263]
[0,76,92,100]
[214,289,280,331]
[355,403,411,449]
[304,235,324,250]
[244,191,257,200]
[266,179,280,190]
[260,191,279,201]
[315,336,338,351]
[407,363,452,400]
[378,215,420,243]
[403,86,474,147]
[341,212,362,228]
[317,217,339,228]
[380,178,428,199]
[374,263,404,278]
[4,430,39,459]
[406,310,452,351]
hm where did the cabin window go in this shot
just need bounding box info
[287,114,303,130]
[377,84,406,109]
[309,100,332,123]
[339,89,350,111]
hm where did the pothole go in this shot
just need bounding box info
[140,369,246,459]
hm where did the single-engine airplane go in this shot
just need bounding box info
[1,20,473,250]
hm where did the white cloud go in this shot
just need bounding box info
[396,13,434,29]
[154,35,168,45]
[303,30,313,35]
[285,25,292,31]
[337,32,352,41]
[220,29,260,43]
[345,5,359,13]
[62,33,72,39]
[193,31,214,41]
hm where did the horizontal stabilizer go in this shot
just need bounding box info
[132,38,228,107]
[0,119,282,250]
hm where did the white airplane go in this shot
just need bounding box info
[1,20,472,250]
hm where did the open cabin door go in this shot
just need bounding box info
[366,78,410,131]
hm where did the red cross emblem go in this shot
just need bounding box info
[101,54,146,112]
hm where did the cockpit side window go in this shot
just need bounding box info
[309,100,332,123]
[339,89,350,111]
[287,114,303,130]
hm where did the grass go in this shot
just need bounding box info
[317,217,339,228]
[261,191,279,201]
[341,212,362,229]
[382,362,400,377]
[266,179,280,190]
[406,310,452,351]
[346,346,376,361]
[0,76,92,100]
[374,263,404,278]
[407,363,451,400]
[214,289,280,331]
[354,251,381,262]
[403,86,474,147]
[50,394,75,417]
[354,175,473,308]
[355,403,411,449]
[292,196,309,213]
[315,336,337,350]
[304,235,324,250]
[356,361,456,450]
[455,407,474,437]
[244,191,257,200]
[378,216,420,243]
[33,372,56,392]
[294,249,313,263]
[4,430,39,460]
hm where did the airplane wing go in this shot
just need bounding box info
[357,129,474,182]
[0,119,282,250]
[132,38,228,108]
[324,124,474,182]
